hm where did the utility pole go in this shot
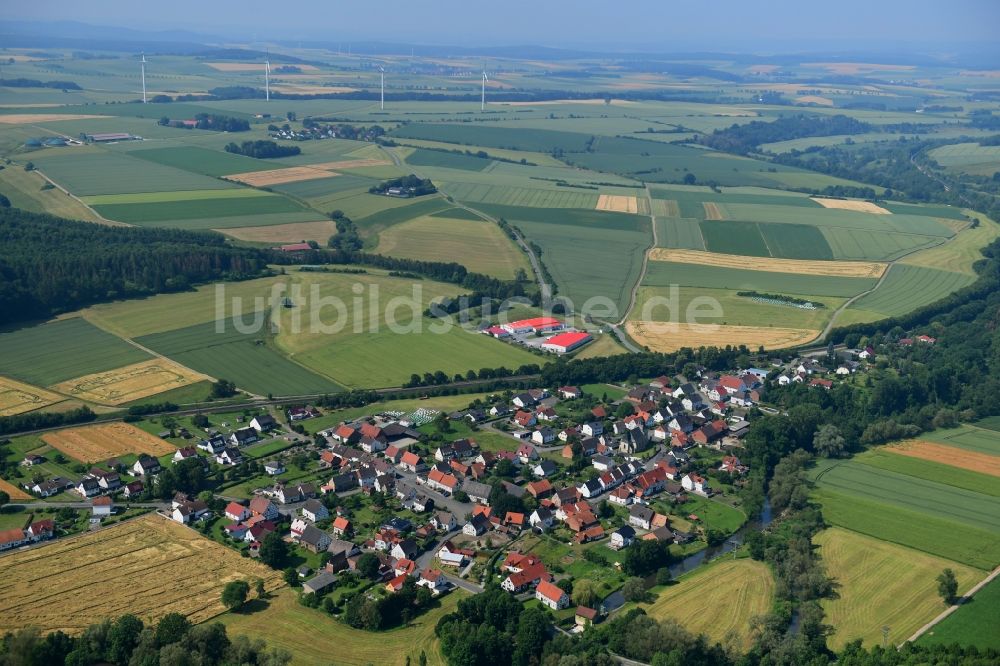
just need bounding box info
[881,625,890,648]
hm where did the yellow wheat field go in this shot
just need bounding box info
[596,194,639,214]
[648,248,887,278]
[51,359,208,406]
[652,199,680,217]
[0,376,63,416]
[42,422,176,463]
[307,158,393,170]
[0,478,32,501]
[702,202,726,219]
[0,514,284,635]
[811,197,891,214]
[795,95,835,106]
[225,166,336,187]
[626,320,820,352]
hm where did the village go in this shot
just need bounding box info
[0,343,885,632]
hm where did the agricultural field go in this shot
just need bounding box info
[812,458,1000,570]
[136,318,343,396]
[0,376,64,416]
[475,204,650,314]
[918,574,1000,650]
[0,317,151,386]
[643,261,876,298]
[648,249,886,278]
[219,219,338,244]
[373,212,529,279]
[90,192,317,227]
[0,164,108,223]
[125,145,275,177]
[219,587,466,666]
[640,558,774,650]
[446,182,600,209]
[404,147,492,171]
[655,218,705,250]
[923,424,1000,456]
[0,477,33,501]
[390,124,595,153]
[41,422,176,462]
[0,514,284,635]
[845,265,976,319]
[928,142,1000,177]
[877,440,1000,483]
[626,321,820,352]
[50,358,208,405]
[815,528,981,650]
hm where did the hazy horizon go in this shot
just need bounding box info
[3,0,999,54]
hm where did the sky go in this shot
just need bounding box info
[4,0,999,52]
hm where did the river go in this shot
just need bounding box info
[601,498,773,612]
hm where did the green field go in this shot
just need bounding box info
[81,189,274,205]
[758,223,834,260]
[655,218,706,250]
[643,261,875,298]
[374,214,529,279]
[30,151,236,196]
[0,318,151,386]
[846,265,975,318]
[813,460,1000,534]
[856,448,1000,497]
[918,574,1000,650]
[477,204,650,314]
[928,142,1000,177]
[354,196,452,242]
[219,587,465,666]
[923,425,1000,456]
[447,182,599,208]
[136,319,342,396]
[821,226,945,261]
[92,193,311,224]
[391,124,595,152]
[405,148,492,171]
[634,286,841,329]
[720,203,954,237]
[127,146,274,177]
[816,528,982,650]
[699,220,771,256]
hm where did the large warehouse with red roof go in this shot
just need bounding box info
[541,331,593,353]
[501,317,564,335]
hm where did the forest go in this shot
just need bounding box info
[224,140,300,158]
[369,174,437,197]
[698,114,874,154]
[0,208,267,325]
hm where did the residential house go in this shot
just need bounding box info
[426,468,459,494]
[581,422,603,437]
[501,561,550,593]
[610,525,636,550]
[463,480,492,504]
[215,448,243,466]
[432,511,457,532]
[301,498,329,522]
[172,447,199,464]
[512,393,537,409]
[532,460,557,478]
[529,507,554,531]
[516,443,538,463]
[417,568,449,594]
[463,513,490,536]
[559,386,582,399]
[332,516,352,537]
[225,502,251,522]
[0,528,28,551]
[132,455,161,477]
[719,456,747,475]
[576,606,599,629]
[26,519,54,542]
[399,450,425,473]
[303,572,337,595]
[299,525,332,553]
[249,414,277,433]
[532,428,556,446]
[263,460,285,475]
[122,480,144,499]
[578,478,603,499]
[197,435,226,454]
[535,580,570,610]
[249,497,280,520]
[513,410,537,428]
[76,477,100,497]
[681,473,711,496]
[526,479,553,499]
[172,500,208,524]
[230,428,258,447]
[629,505,654,530]
[91,495,113,517]
[391,538,419,560]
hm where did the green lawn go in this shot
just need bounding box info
[0,317,151,386]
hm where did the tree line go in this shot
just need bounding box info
[0,207,268,325]
[224,140,300,158]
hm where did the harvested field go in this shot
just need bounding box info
[0,114,110,124]
[596,194,639,214]
[0,478,32,501]
[806,62,914,74]
[812,198,891,214]
[0,376,63,416]
[652,199,680,217]
[648,248,887,278]
[225,166,334,186]
[42,422,176,462]
[219,219,337,243]
[626,321,820,352]
[50,358,208,405]
[795,95,835,106]
[269,85,356,94]
[886,440,1000,478]
[0,514,284,635]
[643,559,774,649]
[702,202,726,219]
[308,158,392,170]
[206,62,319,72]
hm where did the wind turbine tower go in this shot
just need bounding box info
[265,53,271,101]
[141,53,147,103]
[379,66,385,110]
[481,71,488,112]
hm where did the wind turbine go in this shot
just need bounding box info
[379,66,385,110]
[264,52,271,102]
[481,70,488,112]
[140,53,147,104]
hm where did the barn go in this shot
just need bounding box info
[501,317,564,335]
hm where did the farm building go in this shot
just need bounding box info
[501,317,564,335]
[541,331,592,354]
[83,132,138,143]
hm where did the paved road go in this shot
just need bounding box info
[8,500,171,510]
[905,564,1000,645]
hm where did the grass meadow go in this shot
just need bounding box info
[917,574,1000,650]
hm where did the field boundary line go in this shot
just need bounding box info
[904,565,1000,645]
[32,166,127,227]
